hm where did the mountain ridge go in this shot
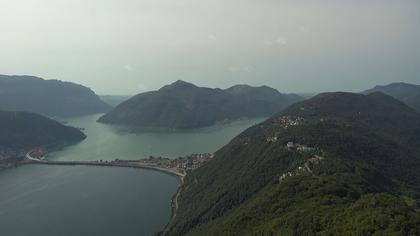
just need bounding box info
[363,82,420,112]
[0,74,111,117]
[98,81,303,129]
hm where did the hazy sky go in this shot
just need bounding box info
[1,0,419,95]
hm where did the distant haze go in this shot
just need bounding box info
[1,0,419,95]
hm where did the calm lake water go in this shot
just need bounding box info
[0,114,265,236]
[49,114,265,161]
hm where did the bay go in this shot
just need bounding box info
[0,114,265,235]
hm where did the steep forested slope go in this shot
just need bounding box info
[166,92,420,235]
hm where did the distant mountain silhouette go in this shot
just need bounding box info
[363,82,420,112]
[98,80,303,129]
[0,75,111,117]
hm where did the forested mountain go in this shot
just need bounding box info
[0,111,86,163]
[166,92,420,235]
[0,75,111,117]
[98,80,303,129]
[363,82,420,112]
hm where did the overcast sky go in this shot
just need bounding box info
[0,0,419,95]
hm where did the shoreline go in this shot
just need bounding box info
[23,152,187,235]
[21,159,185,236]
[160,174,185,236]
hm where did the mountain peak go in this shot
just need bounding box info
[363,82,420,112]
[377,82,418,88]
[171,80,197,88]
[158,80,198,92]
[225,84,281,96]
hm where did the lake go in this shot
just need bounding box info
[0,114,265,236]
[48,114,265,161]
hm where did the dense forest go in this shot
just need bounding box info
[98,80,303,129]
[165,92,420,235]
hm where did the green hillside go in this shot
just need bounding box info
[165,92,420,235]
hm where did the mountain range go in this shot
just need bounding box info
[363,82,420,112]
[165,91,420,235]
[98,80,303,129]
[0,75,111,117]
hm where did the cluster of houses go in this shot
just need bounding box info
[0,147,47,162]
[274,116,304,128]
[0,148,31,169]
[29,148,47,159]
[0,148,26,162]
[279,164,312,182]
[278,155,324,183]
[139,153,214,173]
[308,155,324,165]
[286,142,314,152]
[266,136,278,143]
[265,116,305,143]
[265,137,316,155]
[167,153,213,171]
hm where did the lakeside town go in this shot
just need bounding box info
[0,148,28,170]
[114,153,214,175]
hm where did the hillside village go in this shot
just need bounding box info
[274,116,305,128]
[279,155,324,183]
[0,148,31,169]
[135,153,214,174]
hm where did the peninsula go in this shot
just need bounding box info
[0,110,86,170]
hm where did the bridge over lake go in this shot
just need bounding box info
[23,152,186,177]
